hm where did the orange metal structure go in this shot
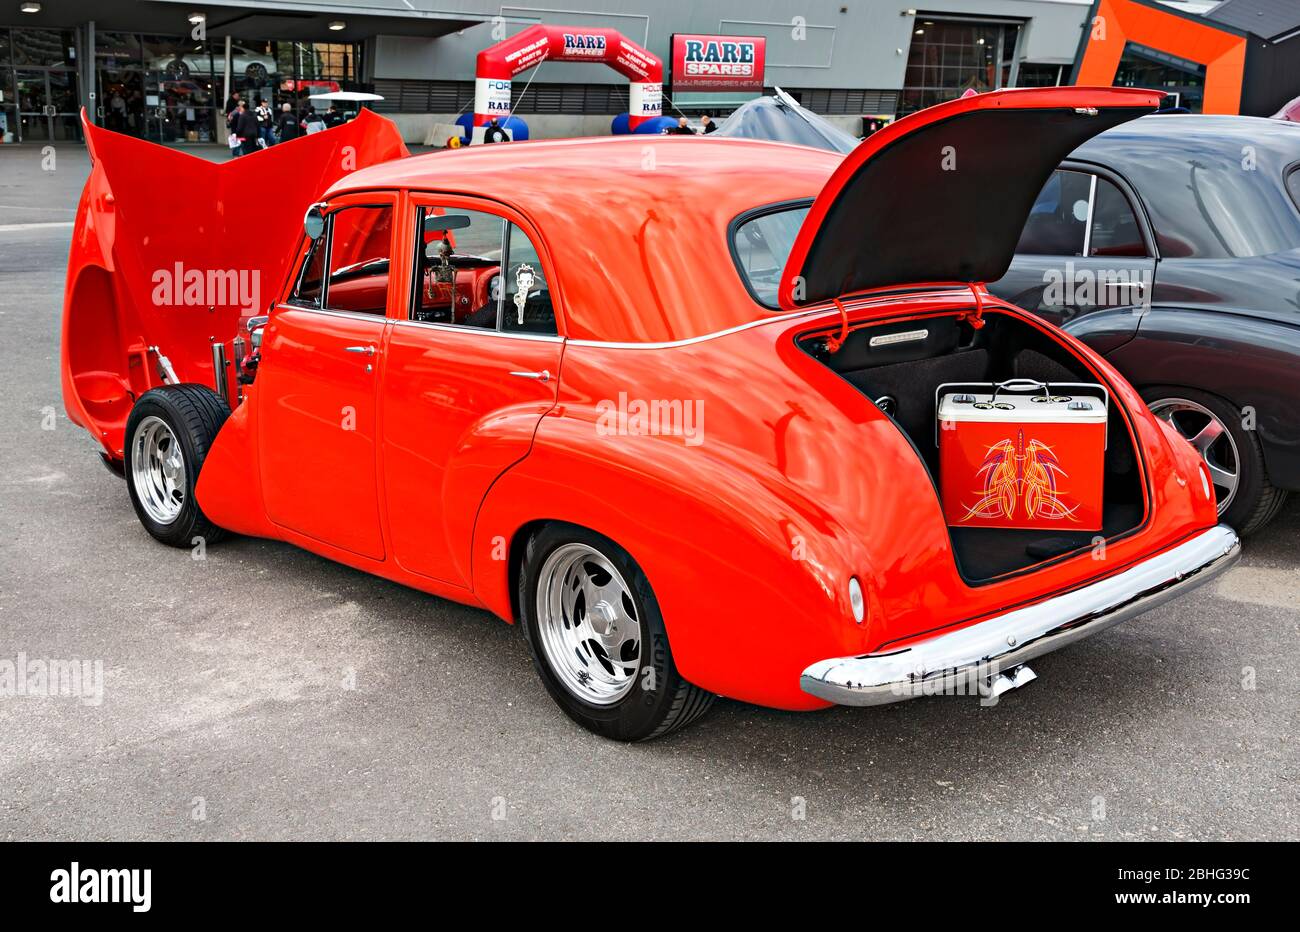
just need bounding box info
[1073,0,1249,114]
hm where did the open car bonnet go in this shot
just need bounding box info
[777,87,1164,310]
[62,108,409,459]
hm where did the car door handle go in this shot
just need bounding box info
[344,345,377,356]
[509,369,551,382]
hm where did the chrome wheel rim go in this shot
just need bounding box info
[1148,397,1239,515]
[536,543,641,705]
[130,415,187,525]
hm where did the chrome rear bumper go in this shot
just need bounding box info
[801,525,1240,706]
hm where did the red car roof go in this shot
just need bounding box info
[329,135,843,342]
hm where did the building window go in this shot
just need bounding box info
[1114,43,1205,113]
[1016,63,1065,88]
[0,24,365,144]
[899,17,1022,116]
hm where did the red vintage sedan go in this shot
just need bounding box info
[62,89,1239,740]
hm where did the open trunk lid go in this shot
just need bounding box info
[777,87,1163,310]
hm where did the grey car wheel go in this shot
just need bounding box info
[1147,397,1240,515]
[1143,386,1287,536]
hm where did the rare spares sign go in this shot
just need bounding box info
[670,34,766,92]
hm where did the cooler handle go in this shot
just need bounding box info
[933,380,1110,449]
[991,379,1050,401]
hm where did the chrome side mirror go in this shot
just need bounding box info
[247,314,270,351]
[304,204,327,240]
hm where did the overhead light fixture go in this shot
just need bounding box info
[328,20,345,31]
[20,2,41,12]
[915,29,924,35]
[188,12,205,24]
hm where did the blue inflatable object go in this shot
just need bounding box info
[612,113,676,135]
[454,112,474,144]
[454,112,530,144]
[635,115,677,135]
[503,116,529,141]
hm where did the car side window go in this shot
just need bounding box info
[290,236,326,308]
[410,206,557,336]
[732,206,810,308]
[502,223,557,335]
[323,206,393,316]
[1089,177,1147,257]
[412,206,505,328]
[1016,170,1092,257]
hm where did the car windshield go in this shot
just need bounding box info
[732,204,811,307]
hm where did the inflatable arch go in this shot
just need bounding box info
[473,24,663,138]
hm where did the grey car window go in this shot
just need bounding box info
[1120,146,1300,258]
[1015,170,1090,257]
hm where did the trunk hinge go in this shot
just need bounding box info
[958,282,987,330]
[825,296,851,354]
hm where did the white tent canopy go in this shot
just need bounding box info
[308,91,385,103]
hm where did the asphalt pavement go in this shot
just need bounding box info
[0,143,1295,840]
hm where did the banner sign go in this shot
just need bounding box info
[671,34,766,92]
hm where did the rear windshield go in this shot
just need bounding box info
[732,203,810,307]
[1108,140,1300,258]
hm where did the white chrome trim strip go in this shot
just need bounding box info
[565,289,978,351]
[391,318,563,343]
[276,304,389,325]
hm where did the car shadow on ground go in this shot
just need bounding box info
[227,495,1295,767]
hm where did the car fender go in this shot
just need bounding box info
[1061,304,1144,356]
[1111,307,1300,490]
[470,424,878,711]
[194,390,278,539]
[470,331,901,710]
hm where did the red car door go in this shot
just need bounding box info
[258,194,399,561]
[381,197,564,588]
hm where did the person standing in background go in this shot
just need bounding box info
[275,102,303,142]
[254,96,274,146]
[482,117,509,143]
[233,100,259,156]
[302,104,325,134]
[700,114,718,134]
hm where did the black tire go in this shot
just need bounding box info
[1142,385,1288,536]
[124,384,231,548]
[519,523,714,741]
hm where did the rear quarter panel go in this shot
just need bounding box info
[473,296,1218,710]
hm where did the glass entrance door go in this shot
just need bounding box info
[145,70,218,143]
[15,67,81,142]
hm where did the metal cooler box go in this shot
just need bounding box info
[936,380,1108,532]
